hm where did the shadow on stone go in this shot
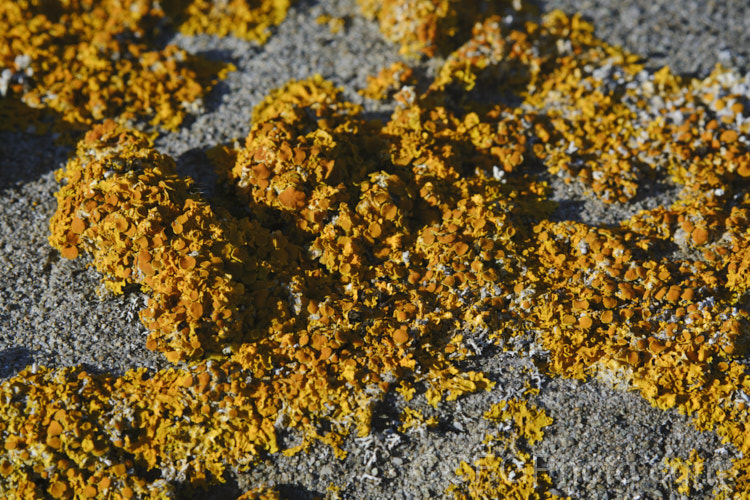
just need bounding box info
[0,346,35,379]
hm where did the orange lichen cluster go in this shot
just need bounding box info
[366,7,750,495]
[664,449,707,496]
[447,399,563,499]
[2,2,750,498]
[222,75,377,237]
[428,11,750,205]
[0,364,285,498]
[496,213,750,495]
[357,0,534,57]
[360,62,416,100]
[235,486,280,500]
[48,121,264,361]
[162,0,293,43]
[33,77,521,493]
[0,0,236,131]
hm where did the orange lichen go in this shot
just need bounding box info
[664,449,707,496]
[162,0,293,43]
[0,0,233,131]
[447,399,563,499]
[381,8,750,495]
[360,62,416,100]
[49,121,262,360]
[0,364,284,498]
[235,486,281,500]
[3,2,750,498]
[357,0,535,57]
[38,71,527,493]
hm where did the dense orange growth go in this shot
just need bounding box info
[162,0,293,43]
[2,2,750,498]
[357,0,535,57]
[0,0,234,130]
[49,121,263,360]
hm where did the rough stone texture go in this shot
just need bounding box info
[541,0,750,78]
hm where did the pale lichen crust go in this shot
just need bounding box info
[1,2,750,499]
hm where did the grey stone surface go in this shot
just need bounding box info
[541,0,750,78]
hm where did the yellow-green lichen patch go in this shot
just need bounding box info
[0,0,232,131]
[447,399,563,500]
[162,0,293,43]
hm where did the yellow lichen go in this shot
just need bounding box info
[447,399,563,499]
[484,399,554,446]
[315,13,347,35]
[398,407,438,434]
[162,0,293,43]
[2,1,750,498]
[0,0,233,131]
[360,62,416,100]
[357,0,536,57]
[664,449,706,496]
